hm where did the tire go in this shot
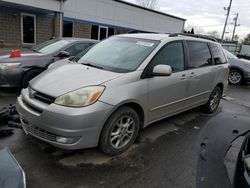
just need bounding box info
[99,106,140,156]
[204,86,222,114]
[21,69,44,88]
[228,69,243,85]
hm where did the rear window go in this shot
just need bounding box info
[210,43,227,64]
[187,41,212,69]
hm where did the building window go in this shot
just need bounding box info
[108,28,115,37]
[63,21,73,37]
[21,13,36,44]
[91,25,99,40]
[91,25,109,40]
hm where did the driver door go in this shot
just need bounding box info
[148,41,189,122]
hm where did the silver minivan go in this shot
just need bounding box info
[16,34,229,156]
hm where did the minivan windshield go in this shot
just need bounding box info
[32,39,70,54]
[78,37,159,72]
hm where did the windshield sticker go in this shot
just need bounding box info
[136,41,154,47]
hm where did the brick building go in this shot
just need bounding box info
[0,0,186,48]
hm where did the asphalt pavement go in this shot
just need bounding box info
[0,85,249,188]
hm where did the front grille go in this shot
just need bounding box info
[23,122,57,142]
[33,91,55,105]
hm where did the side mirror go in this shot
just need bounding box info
[57,51,71,58]
[152,64,172,76]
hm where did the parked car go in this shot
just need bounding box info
[224,49,250,85]
[0,38,97,88]
[16,34,229,156]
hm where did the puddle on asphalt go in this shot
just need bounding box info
[59,150,111,166]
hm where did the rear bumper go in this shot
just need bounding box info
[0,68,23,87]
[16,89,114,150]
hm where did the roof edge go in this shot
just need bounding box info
[113,0,186,21]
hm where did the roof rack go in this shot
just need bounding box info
[169,33,217,42]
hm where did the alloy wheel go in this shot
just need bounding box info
[229,71,242,84]
[210,89,221,111]
[110,116,135,149]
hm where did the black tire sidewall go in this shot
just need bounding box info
[206,87,222,113]
[99,106,140,156]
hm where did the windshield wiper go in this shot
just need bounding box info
[82,62,103,69]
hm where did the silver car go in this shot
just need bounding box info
[224,49,250,85]
[16,34,229,156]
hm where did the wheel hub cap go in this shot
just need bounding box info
[110,116,135,149]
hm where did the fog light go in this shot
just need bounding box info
[56,136,80,144]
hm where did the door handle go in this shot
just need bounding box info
[189,72,196,78]
[180,74,186,80]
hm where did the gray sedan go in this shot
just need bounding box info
[0,38,97,88]
[224,49,250,84]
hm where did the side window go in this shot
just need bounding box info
[151,42,185,72]
[210,43,227,64]
[187,41,212,68]
[64,43,93,56]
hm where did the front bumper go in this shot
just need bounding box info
[16,88,114,150]
[0,68,23,87]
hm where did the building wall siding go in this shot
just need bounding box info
[73,22,91,39]
[0,10,21,47]
[36,14,54,44]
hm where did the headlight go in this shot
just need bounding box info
[54,86,105,107]
[0,63,21,70]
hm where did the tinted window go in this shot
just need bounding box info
[210,43,227,64]
[64,43,93,56]
[151,42,185,72]
[187,41,212,68]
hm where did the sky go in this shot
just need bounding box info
[124,0,250,40]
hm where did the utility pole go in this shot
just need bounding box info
[231,13,239,41]
[221,0,233,43]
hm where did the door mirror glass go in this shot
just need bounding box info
[152,64,172,76]
[58,51,71,58]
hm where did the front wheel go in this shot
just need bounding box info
[99,106,140,156]
[204,86,222,114]
[228,69,243,85]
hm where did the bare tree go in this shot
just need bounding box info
[207,30,220,39]
[136,0,159,10]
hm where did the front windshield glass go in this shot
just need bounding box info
[32,39,70,54]
[223,49,237,59]
[78,37,159,72]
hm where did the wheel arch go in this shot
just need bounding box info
[21,67,45,87]
[229,67,245,80]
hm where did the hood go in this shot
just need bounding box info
[229,58,250,66]
[30,63,122,97]
[0,50,47,63]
